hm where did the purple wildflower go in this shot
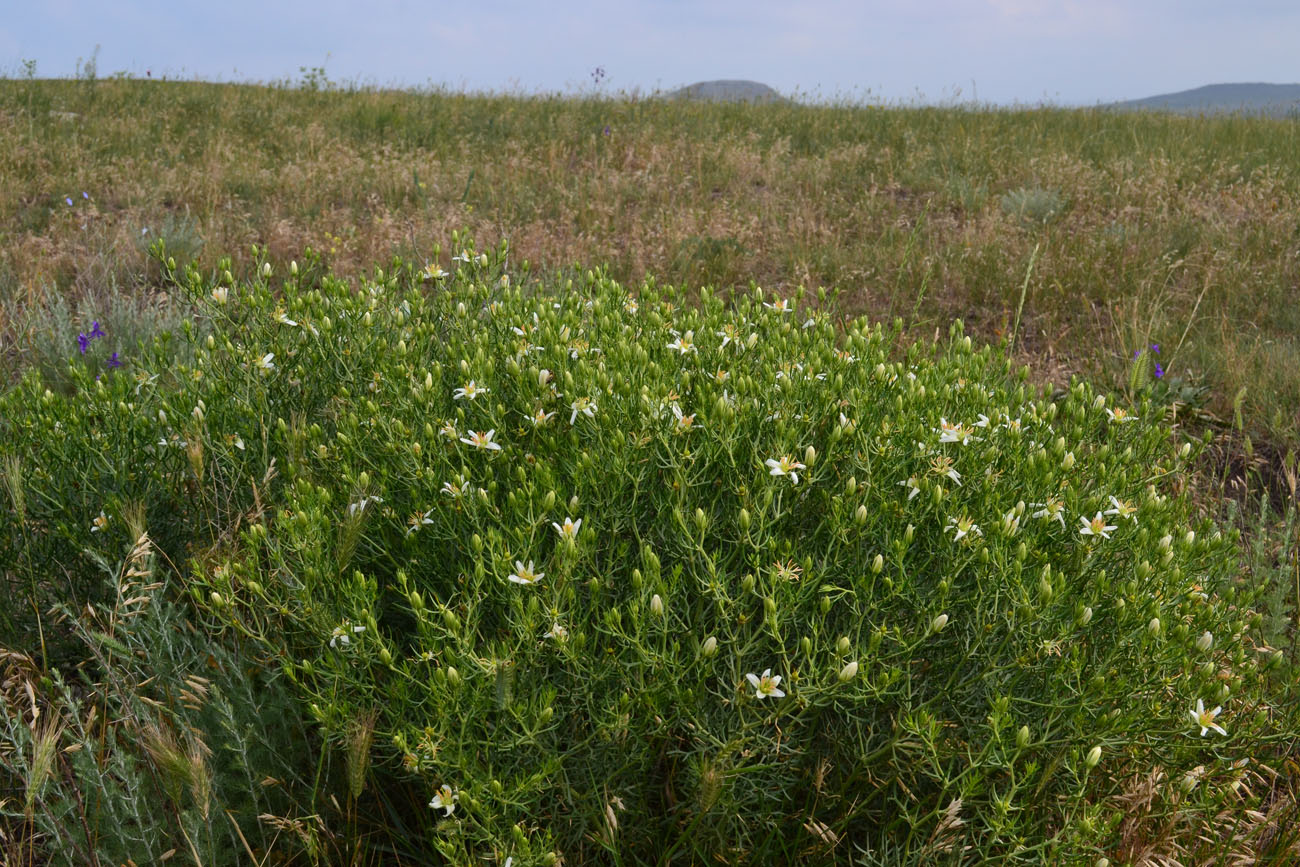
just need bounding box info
[1150,343,1160,354]
[1133,349,1141,360]
[88,320,106,339]
[82,191,89,200]
[603,125,611,137]
[107,352,122,369]
[1154,362,1165,379]
[65,197,74,206]
[77,333,90,354]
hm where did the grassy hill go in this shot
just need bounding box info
[1112,82,1300,116]
[666,79,786,103]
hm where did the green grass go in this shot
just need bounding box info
[1,77,1298,864]
[1,79,1299,450]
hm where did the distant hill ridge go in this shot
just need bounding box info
[1112,83,1300,117]
[666,80,786,104]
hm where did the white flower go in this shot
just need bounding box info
[745,668,786,699]
[1105,495,1138,522]
[765,455,806,484]
[973,413,991,428]
[899,476,921,500]
[227,434,245,451]
[716,322,742,348]
[1079,512,1117,540]
[763,297,793,314]
[347,495,383,517]
[453,380,489,400]
[544,622,568,641]
[451,250,472,263]
[91,510,110,533]
[936,418,977,445]
[624,298,639,314]
[946,515,981,542]
[439,421,458,440]
[1105,407,1138,424]
[276,309,298,327]
[1030,498,1067,529]
[256,353,275,374]
[422,263,447,280]
[552,517,582,541]
[530,407,556,426]
[441,479,472,498]
[329,622,365,648]
[1190,699,1226,737]
[429,784,458,815]
[211,286,229,304]
[459,429,502,451]
[672,403,697,433]
[406,510,435,535]
[569,397,597,425]
[666,331,697,354]
[509,560,544,585]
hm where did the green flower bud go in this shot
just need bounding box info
[1196,631,1213,652]
[871,553,883,574]
[1016,725,1031,750]
[446,666,461,687]
[739,508,751,530]
[1085,745,1102,768]
[1148,617,1161,636]
[836,636,852,656]
[800,636,813,656]
[931,613,949,633]
[819,595,832,614]
[701,636,718,658]
[904,524,915,544]
[651,594,664,616]
[856,505,869,526]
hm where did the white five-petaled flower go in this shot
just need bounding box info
[453,380,488,400]
[716,322,742,348]
[459,429,502,451]
[544,622,568,641]
[946,515,982,542]
[530,407,556,426]
[211,286,229,304]
[1079,512,1117,539]
[441,479,472,498]
[763,297,793,314]
[746,668,786,699]
[666,331,697,354]
[765,455,806,484]
[509,560,544,585]
[973,413,991,428]
[624,298,639,314]
[406,510,435,535]
[672,403,697,432]
[451,250,472,264]
[1030,498,1067,529]
[439,421,458,440]
[1105,495,1138,522]
[422,263,447,280]
[91,510,110,533]
[429,784,458,816]
[552,517,582,541]
[936,418,977,445]
[347,495,383,517]
[276,309,298,326]
[899,476,921,500]
[570,397,597,425]
[256,353,275,374]
[329,622,365,648]
[1190,699,1227,737]
[1105,407,1138,424]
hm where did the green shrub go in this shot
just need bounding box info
[1000,186,1066,228]
[3,237,1295,864]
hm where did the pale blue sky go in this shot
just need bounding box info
[4,0,1298,105]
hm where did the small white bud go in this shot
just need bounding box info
[701,636,718,657]
[1085,745,1102,768]
[650,594,664,616]
[290,260,298,275]
[262,262,272,277]
[1195,631,1213,652]
[931,613,949,633]
[838,660,859,682]
[1148,617,1161,636]
[804,445,817,466]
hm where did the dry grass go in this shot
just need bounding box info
[2,79,1299,449]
